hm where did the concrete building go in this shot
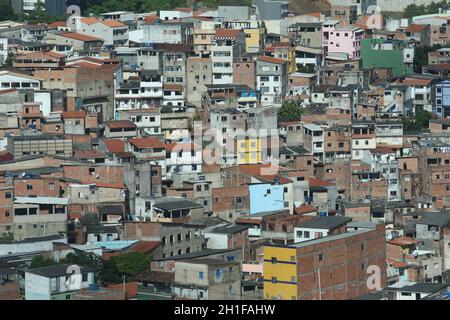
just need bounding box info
[263,222,386,300]
[186,57,212,107]
[253,0,289,20]
[256,56,288,106]
[211,29,246,85]
[434,80,450,118]
[25,264,95,300]
[360,39,414,77]
[12,0,67,16]
[173,259,241,300]
[75,17,129,47]
[7,134,72,160]
[322,22,364,60]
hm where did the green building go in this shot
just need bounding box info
[361,39,414,77]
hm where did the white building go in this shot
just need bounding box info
[294,216,352,243]
[0,37,8,65]
[25,264,95,300]
[211,29,246,85]
[0,70,41,90]
[75,17,128,47]
[165,142,202,179]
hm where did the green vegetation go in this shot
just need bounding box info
[414,44,445,73]
[404,0,449,18]
[29,251,150,285]
[0,232,14,241]
[0,0,15,21]
[278,100,306,122]
[81,0,252,15]
[403,110,433,131]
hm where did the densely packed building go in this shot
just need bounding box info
[0,0,450,301]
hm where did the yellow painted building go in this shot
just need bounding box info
[237,138,261,164]
[263,246,298,300]
[244,28,264,53]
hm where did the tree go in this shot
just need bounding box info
[30,255,58,269]
[64,251,103,276]
[413,44,445,73]
[404,0,448,18]
[113,252,150,279]
[278,101,306,122]
[403,110,433,131]
[0,0,16,21]
[0,232,13,241]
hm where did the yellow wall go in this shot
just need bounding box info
[263,246,298,300]
[237,138,261,164]
[244,28,264,53]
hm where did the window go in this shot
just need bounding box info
[199,271,204,279]
[49,183,55,190]
[27,185,33,190]
[361,243,365,251]
[271,257,277,264]
[271,277,278,283]
[318,253,323,261]
[304,231,310,238]
[5,192,11,199]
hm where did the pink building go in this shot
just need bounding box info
[322,21,364,59]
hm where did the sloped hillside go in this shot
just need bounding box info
[289,0,331,15]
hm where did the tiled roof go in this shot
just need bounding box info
[258,55,287,64]
[48,21,66,28]
[215,28,241,38]
[80,18,126,28]
[143,15,160,25]
[130,137,165,149]
[405,24,428,33]
[309,177,334,188]
[387,236,420,246]
[294,204,317,215]
[163,84,183,91]
[59,32,102,42]
[103,139,126,153]
[105,120,136,129]
[394,78,432,86]
[62,111,86,118]
[16,50,65,60]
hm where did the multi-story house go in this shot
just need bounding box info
[193,18,222,57]
[394,76,434,114]
[118,107,161,137]
[123,221,205,258]
[211,29,246,85]
[0,37,8,66]
[413,140,450,210]
[288,22,323,48]
[434,79,450,118]
[322,22,364,59]
[143,16,193,44]
[75,17,129,47]
[173,259,241,300]
[351,120,376,160]
[263,222,386,300]
[302,123,325,164]
[25,264,96,300]
[165,142,202,179]
[256,56,288,106]
[156,43,192,88]
[360,39,415,77]
[186,57,212,108]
